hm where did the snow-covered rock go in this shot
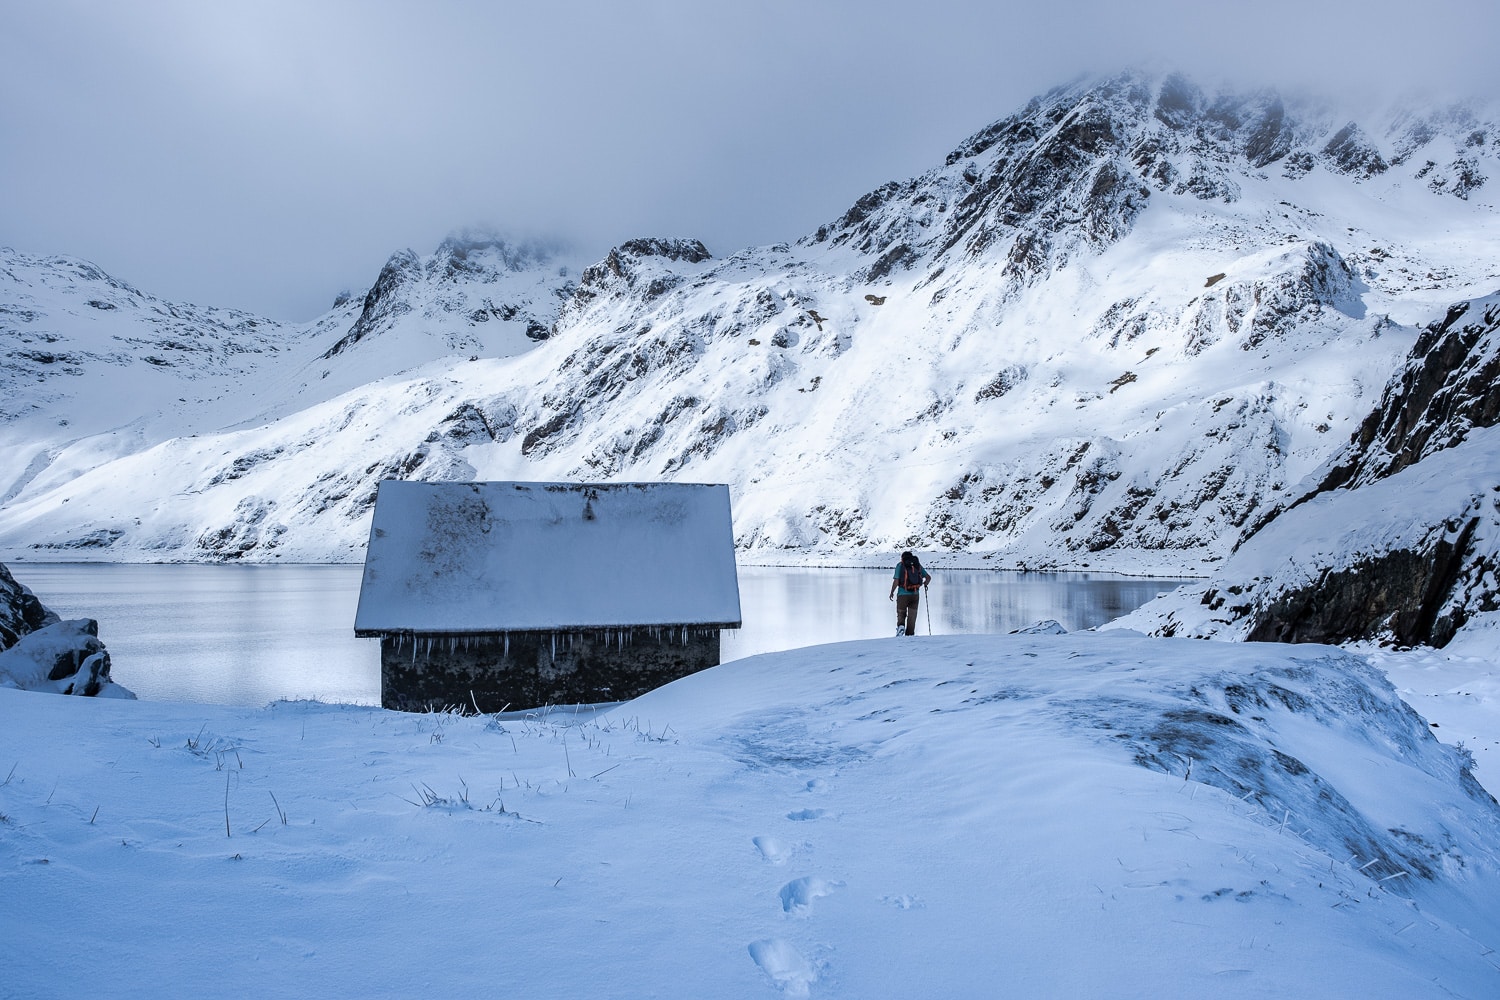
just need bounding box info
[1011,618,1068,634]
[0,560,132,698]
[2,73,1497,569]
[0,617,132,698]
[1109,293,1500,646]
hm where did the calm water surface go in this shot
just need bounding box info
[13,563,1187,707]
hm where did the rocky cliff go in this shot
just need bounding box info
[1111,293,1500,646]
[0,560,54,649]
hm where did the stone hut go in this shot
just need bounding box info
[354,480,742,712]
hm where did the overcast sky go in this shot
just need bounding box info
[3,0,1497,322]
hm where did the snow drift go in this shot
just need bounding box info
[3,632,1497,998]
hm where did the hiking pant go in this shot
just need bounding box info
[896,593,920,635]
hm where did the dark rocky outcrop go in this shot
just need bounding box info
[1124,293,1500,647]
[1316,298,1500,492]
[0,561,132,697]
[322,248,423,359]
[0,561,57,650]
[1232,296,1500,646]
[1245,518,1479,647]
[554,238,713,329]
[1321,123,1389,178]
[1244,98,1293,168]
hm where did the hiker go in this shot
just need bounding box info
[887,550,931,636]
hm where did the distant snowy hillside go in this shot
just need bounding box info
[1,73,1497,567]
[0,235,585,556]
[1110,293,1500,645]
[0,247,307,506]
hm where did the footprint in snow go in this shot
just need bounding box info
[748,938,817,996]
[754,836,792,865]
[780,876,842,916]
[786,808,828,822]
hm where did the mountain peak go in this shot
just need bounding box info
[3,73,1498,570]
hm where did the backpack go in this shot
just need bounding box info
[899,559,925,591]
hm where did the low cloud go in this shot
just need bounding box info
[2,0,1494,320]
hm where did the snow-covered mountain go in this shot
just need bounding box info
[0,235,586,555]
[0,248,306,505]
[309,232,585,398]
[1111,292,1500,645]
[1,72,1497,568]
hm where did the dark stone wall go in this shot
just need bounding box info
[380,627,723,712]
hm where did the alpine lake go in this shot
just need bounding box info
[12,563,1190,707]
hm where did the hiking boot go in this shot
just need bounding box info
[896,625,905,636]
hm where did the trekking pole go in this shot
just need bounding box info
[925,583,932,635]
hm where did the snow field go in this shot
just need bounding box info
[5,632,1497,999]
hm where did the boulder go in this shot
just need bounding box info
[0,561,133,698]
[0,618,132,698]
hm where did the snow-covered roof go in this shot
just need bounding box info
[354,481,741,634]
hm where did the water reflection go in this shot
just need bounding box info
[14,564,369,708]
[721,567,1182,661]
[11,563,1186,708]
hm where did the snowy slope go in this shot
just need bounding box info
[0,247,313,505]
[1110,293,1500,646]
[3,631,1498,998]
[0,235,586,556]
[2,73,1498,568]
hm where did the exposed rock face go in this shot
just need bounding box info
[1112,293,1500,647]
[0,561,132,697]
[555,237,714,328]
[1247,296,1500,645]
[0,560,57,649]
[322,248,423,358]
[1316,298,1500,491]
[1243,521,1477,646]
[1321,123,1389,179]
